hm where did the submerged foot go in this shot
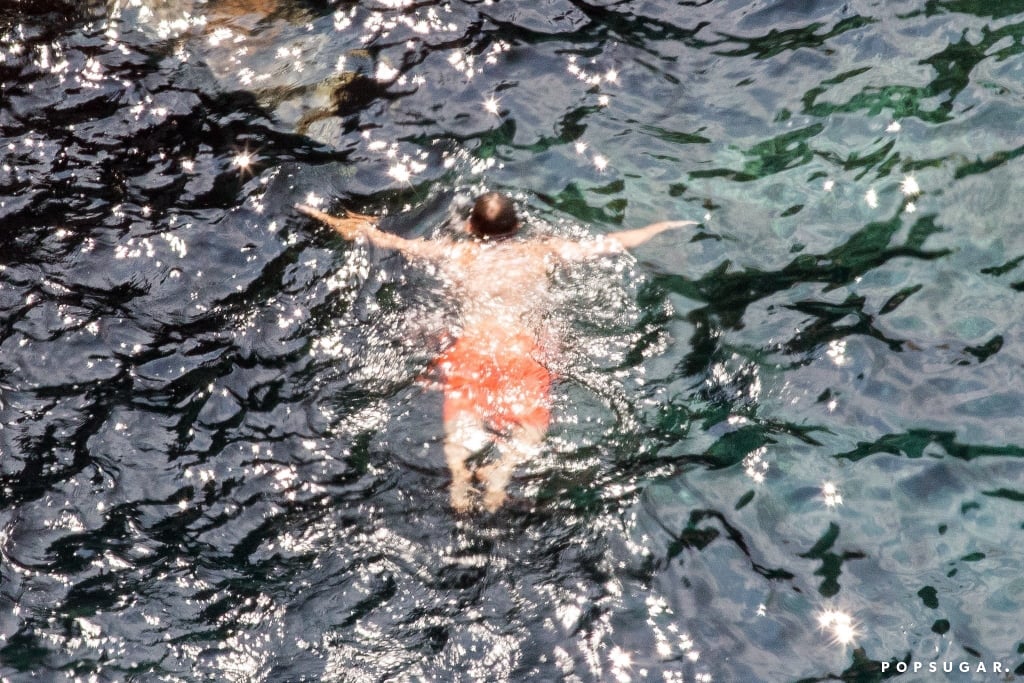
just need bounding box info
[482,485,507,513]
[450,480,476,513]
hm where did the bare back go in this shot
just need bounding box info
[439,240,554,337]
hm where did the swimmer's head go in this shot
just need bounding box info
[467,192,519,238]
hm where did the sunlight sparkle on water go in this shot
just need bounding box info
[864,188,878,208]
[826,339,847,366]
[333,8,354,31]
[818,608,858,645]
[375,61,399,82]
[822,481,843,508]
[608,646,633,682]
[208,26,235,47]
[232,148,257,174]
[388,163,411,183]
[900,174,920,197]
[743,446,769,483]
[483,94,501,115]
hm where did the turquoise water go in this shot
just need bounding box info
[2,1,1024,681]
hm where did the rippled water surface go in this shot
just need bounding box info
[4,1,1024,681]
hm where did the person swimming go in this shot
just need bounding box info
[297,193,695,512]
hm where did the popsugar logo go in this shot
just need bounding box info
[881,660,1009,674]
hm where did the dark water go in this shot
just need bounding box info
[3,0,1024,681]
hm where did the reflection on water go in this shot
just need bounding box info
[4,0,1024,681]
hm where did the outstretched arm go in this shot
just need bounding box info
[296,204,444,260]
[608,220,698,249]
[548,219,697,261]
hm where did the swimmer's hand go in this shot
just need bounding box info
[296,203,377,240]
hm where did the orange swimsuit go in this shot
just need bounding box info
[435,326,551,434]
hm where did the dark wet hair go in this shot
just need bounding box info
[468,192,519,237]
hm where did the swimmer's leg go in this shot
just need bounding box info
[479,423,544,512]
[444,415,491,512]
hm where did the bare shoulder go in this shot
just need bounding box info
[447,240,480,262]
